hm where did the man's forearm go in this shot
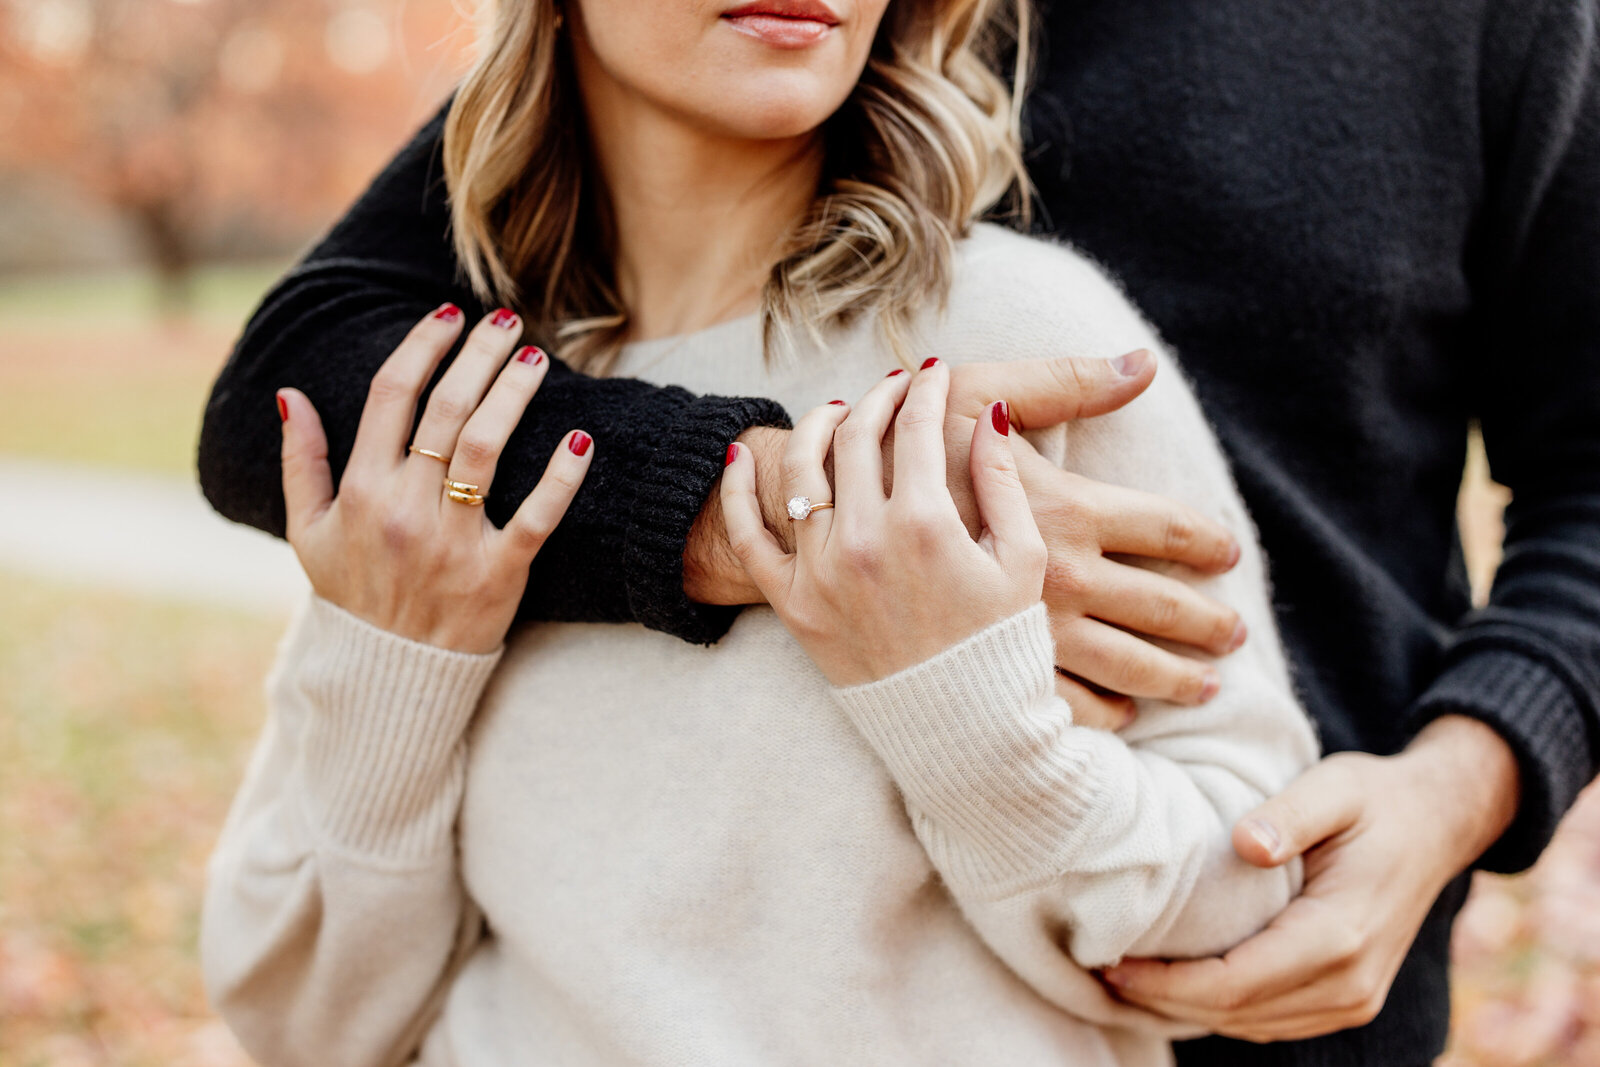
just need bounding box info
[1397,714,1521,875]
[684,425,791,605]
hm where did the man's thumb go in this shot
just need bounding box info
[976,349,1155,430]
[1232,761,1364,868]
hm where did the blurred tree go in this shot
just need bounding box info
[0,0,472,314]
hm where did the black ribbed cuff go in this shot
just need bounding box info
[1406,645,1596,874]
[621,394,792,645]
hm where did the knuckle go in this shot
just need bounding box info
[1163,513,1197,557]
[896,502,948,545]
[454,432,499,469]
[336,474,370,509]
[895,404,940,435]
[1047,357,1090,403]
[544,464,587,498]
[1329,927,1367,967]
[833,419,875,451]
[1110,646,1159,690]
[1019,536,1049,577]
[1211,984,1248,1014]
[780,453,812,490]
[380,510,420,552]
[838,531,881,574]
[1043,554,1086,598]
[428,391,473,424]
[368,368,418,406]
[1147,590,1183,633]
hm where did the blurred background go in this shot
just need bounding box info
[0,1,1597,1064]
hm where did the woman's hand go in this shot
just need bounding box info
[276,303,593,655]
[720,360,1046,686]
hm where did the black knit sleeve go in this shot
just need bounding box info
[196,97,791,645]
[1405,0,1600,872]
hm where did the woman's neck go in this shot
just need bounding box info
[577,57,823,342]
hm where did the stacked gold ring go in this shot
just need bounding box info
[443,477,487,507]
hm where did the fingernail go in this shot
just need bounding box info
[432,302,462,322]
[1118,699,1137,730]
[1226,540,1242,569]
[991,400,1010,436]
[829,399,847,406]
[725,442,739,466]
[569,431,592,456]
[516,345,545,365]
[920,357,939,370]
[1228,619,1248,652]
[1244,819,1281,860]
[1102,967,1129,988]
[887,368,906,377]
[1112,350,1149,378]
[275,392,288,423]
[1198,669,1221,703]
[490,307,518,329]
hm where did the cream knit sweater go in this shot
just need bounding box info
[202,224,1320,1067]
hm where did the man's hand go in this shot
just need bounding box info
[687,349,1246,729]
[1100,714,1521,1041]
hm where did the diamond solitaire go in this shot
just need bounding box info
[785,495,834,521]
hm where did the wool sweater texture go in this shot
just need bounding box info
[202,227,1320,1067]
[197,2,1600,1063]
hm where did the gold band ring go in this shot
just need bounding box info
[445,487,487,506]
[409,445,451,464]
[443,478,481,494]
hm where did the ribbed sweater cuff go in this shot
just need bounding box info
[622,394,791,645]
[294,596,502,863]
[1407,645,1595,874]
[831,604,1099,891]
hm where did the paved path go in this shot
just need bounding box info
[0,457,307,615]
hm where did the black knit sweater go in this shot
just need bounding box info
[197,1,1600,1063]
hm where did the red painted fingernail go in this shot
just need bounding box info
[432,302,462,322]
[921,357,939,370]
[725,442,739,466]
[490,307,518,329]
[829,399,846,406]
[568,431,592,456]
[516,345,545,365]
[275,392,288,422]
[991,400,1010,436]
[887,368,906,377]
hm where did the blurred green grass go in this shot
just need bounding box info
[0,262,288,477]
[0,262,287,331]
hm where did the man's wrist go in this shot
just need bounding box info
[683,425,791,605]
[1397,713,1521,875]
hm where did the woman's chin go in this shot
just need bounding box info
[686,83,850,142]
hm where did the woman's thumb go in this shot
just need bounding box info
[277,388,334,540]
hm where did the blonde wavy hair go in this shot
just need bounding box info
[443,0,1033,371]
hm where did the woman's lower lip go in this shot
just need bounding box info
[722,14,834,48]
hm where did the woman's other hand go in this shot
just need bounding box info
[276,304,593,654]
[721,360,1046,686]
